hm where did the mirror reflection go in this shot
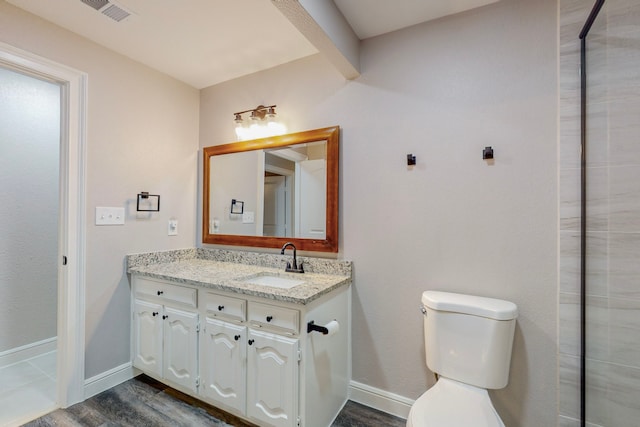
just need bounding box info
[203,126,339,252]
[208,141,327,238]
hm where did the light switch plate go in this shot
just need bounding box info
[242,211,255,224]
[95,207,125,225]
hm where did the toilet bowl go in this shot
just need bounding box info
[407,378,503,427]
[407,291,517,427]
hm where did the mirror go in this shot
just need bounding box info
[203,126,339,252]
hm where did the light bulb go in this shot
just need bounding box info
[235,126,246,140]
[267,121,286,136]
[234,114,245,140]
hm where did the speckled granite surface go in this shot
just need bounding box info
[126,248,352,305]
[127,248,198,270]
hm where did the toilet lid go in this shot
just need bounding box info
[409,378,504,427]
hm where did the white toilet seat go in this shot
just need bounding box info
[407,377,505,427]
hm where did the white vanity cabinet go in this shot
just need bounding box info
[200,292,300,427]
[247,328,299,427]
[132,277,199,393]
[131,272,350,427]
[246,301,301,427]
[199,292,247,415]
[132,299,163,377]
[200,317,247,414]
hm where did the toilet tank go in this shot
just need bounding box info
[422,291,518,390]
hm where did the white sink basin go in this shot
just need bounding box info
[241,273,305,289]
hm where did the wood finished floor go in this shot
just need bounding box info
[23,375,406,427]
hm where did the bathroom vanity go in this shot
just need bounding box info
[127,249,351,427]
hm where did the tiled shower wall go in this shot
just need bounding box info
[559,0,640,425]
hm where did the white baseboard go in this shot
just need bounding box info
[349,380,413,420]
[84,362,136,400]
[0,337,57,368]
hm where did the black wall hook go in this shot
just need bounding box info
[407,154,416,166]
[483,146,494,160]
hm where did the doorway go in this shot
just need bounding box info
[0,42,87,425]
[0,64,60,426]
[264,174,291,237]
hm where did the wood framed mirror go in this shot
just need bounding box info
[203,126,339,252]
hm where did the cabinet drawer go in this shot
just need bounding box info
[135,277,197,308]
[249,302,299,335]
[204,292,246,323]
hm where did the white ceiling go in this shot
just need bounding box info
[333,0,499,39]
[7,0,498,89]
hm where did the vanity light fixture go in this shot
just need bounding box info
[233,105,287,141]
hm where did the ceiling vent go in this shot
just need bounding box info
[80,0,110,10]
[80,0,133,22]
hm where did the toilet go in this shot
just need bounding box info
[407,291,518,427]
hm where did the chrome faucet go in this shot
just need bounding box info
[281,242,304,273]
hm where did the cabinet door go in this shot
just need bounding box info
[133,299,163,377]
[200,317,247,414]
[247,329,299,427]
[163,306,199,392]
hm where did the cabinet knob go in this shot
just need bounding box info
[248,339,254,345]
[218,305,224,311]
[266,315,273,322]
[157,290,164,296]
[152,312,159,317]
[162,315,168,320]
[234,335,241,341]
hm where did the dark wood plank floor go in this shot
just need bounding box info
[23,375,406,427]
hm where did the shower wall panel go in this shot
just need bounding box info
[559,0,640,425]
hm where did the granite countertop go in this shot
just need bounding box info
[127,249,352,305]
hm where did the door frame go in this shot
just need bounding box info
[0,42,87,408]
[264,164,294,237]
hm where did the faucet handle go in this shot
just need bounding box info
[284,261,304,274]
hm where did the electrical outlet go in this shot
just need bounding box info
[168,219,178,236]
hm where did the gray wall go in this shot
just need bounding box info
[0,1,200,379]
[200,0,558,425]
[0,67,59,353]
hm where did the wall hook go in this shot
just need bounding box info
[407,154,416,166]
[482,146,494,160]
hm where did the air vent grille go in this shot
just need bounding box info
[80,0,133,23]
[80,0,109,11]
[101,4,131,22]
